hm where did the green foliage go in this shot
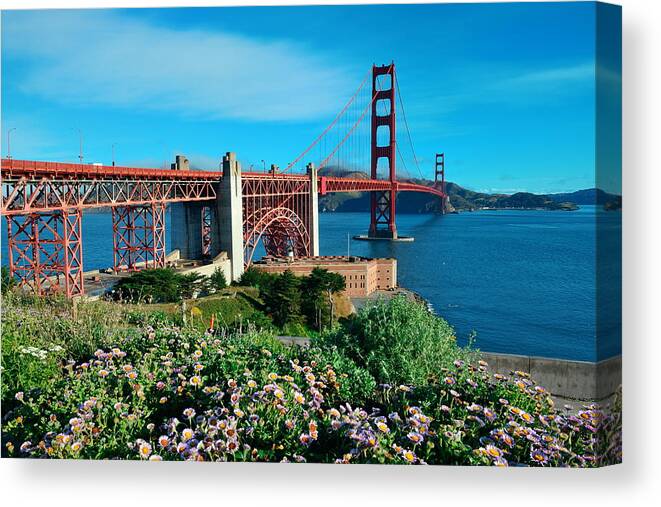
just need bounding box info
[262,270,303,328]
[1,294,621,466]
[1,266,16,295]
[178,272,210,300]
[245,267,345,333]
[0,294,136,404]
[320,296,475,386]
[112,268,182,303]
[190,295,274,333]
[301,267,346,331]
[236,267,276,290]
[209,267,228,291]
[111,268,212,303]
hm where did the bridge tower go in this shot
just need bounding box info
[435,153,447,214]
[368,63,398,239]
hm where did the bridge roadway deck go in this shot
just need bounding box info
[1,159,445,202]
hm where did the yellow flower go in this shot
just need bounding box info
[402,450,416,463]
[181,428,194,441]
[190,376,202,386]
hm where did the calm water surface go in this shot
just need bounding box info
[1,206,621,362]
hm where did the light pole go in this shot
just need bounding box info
[72,128,83,163]
[7,128,17,159]
[112,143,117,167]
[261,159,266,172]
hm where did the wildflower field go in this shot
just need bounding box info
[1,292,621,466]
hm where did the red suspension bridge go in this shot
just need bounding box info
[1,63,448,297]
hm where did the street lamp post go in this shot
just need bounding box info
[112,143,117,166]
[7,128,17,159]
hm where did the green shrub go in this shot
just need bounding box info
[112,269,182,303]
[111,269,213,303]
[236,267,276,290]
[178,272,211,299]
[209,267,228,291]
[191,295,274,333]
[1,266,16,295]
[320,296,475,386]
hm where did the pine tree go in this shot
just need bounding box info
[264,270,302,328]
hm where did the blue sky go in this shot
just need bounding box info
[1,3,621,194]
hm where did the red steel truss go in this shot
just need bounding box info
[112,204,166,272]
[1,158,211,295]
[201,206,213,257]
[242,173,312,266]
[1,159,445,296]
[6,209,84,297]
[1,174,216,217]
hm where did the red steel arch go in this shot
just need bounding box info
[242,174,312,266]
[243,206,310,266]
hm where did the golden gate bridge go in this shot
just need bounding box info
[1,63,448,297]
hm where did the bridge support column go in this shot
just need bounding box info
[169,154,211,261]
[307,163,320,256]
[113,204,166,272]
[6,209,84,297]
[217,152,244,282]
[170,201,206,260]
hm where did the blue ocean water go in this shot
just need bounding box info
[1,206,621,362]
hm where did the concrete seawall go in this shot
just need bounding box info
[480,352,622,401]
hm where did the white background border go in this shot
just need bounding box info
[0,0,658,505]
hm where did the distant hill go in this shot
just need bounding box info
[441,182,577,211]
[318,171,582,213]
[547,188,619,205]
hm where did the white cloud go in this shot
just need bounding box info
[2,10,357,122]
[495,62,594,92]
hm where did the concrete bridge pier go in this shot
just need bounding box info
[217,152,244,282]
[170,155,207,260]
[170,201,207,260]
[307,163,320,256]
